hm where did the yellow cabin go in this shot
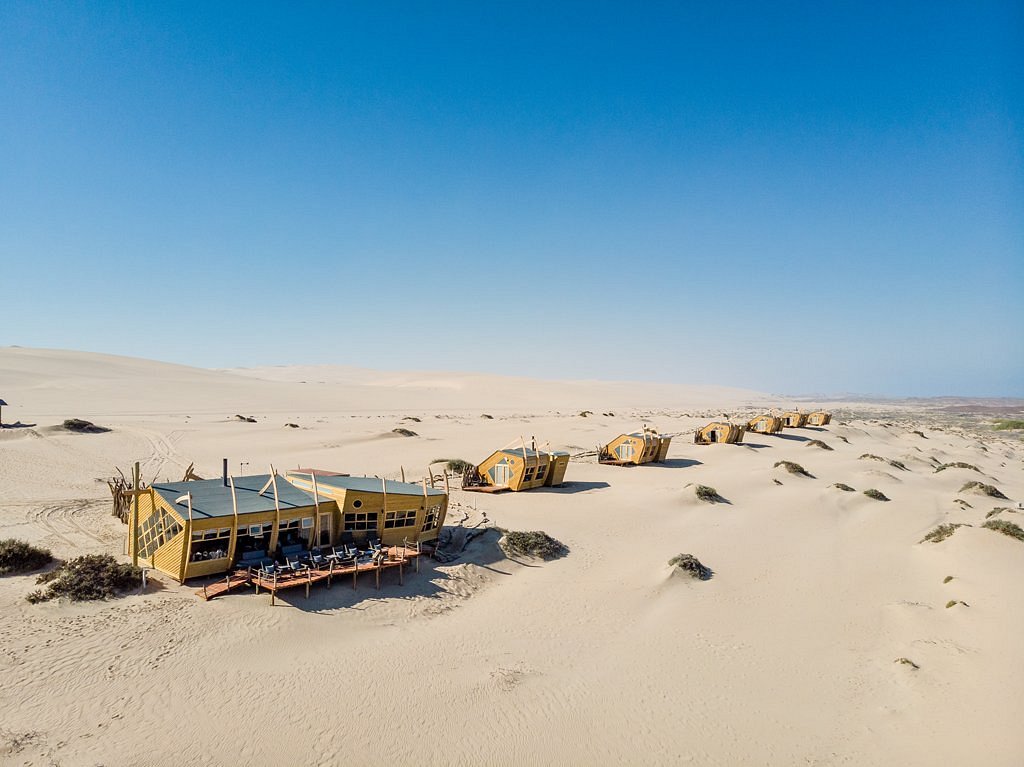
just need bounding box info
[284,471,448,549]
[806,411,832,426]
[600,429,672,465]
[694,421,745,445]
[781,411,809,428]
[129,473,324,583]
[747,414,784,434]
[128,470,447,583]
[464,445,570,492]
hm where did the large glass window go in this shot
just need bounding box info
[384,509,418,529]
[344,512,377,531]
[422,504,442,532]
[190,527,230,561]
[137,507,183,559]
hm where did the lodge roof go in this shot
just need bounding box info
[289,472,446,498]
[151,474,322,520]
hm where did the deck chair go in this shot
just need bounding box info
[286,556,309,573]
[309,547,328,569]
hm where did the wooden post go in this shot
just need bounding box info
[381,476,387,538]
[310,471,321,548]
[269,466,281,553]
[176,492,194,585]
[400,465,406,483]
[130,462,141,567]
[399,559,404,586]
[227,475,239,565]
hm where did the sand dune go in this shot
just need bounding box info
[1,348,1022,765]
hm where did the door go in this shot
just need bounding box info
[492,462,511,486]
[318,513,332,546]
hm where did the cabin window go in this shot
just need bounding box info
[137,507,183,558]
[535,465,547,480]
[422,504,441,531]
[344,512,376,531]
[190,527,230,561]
[236,523,272,555]
[524,468,535,481]
[352,499,363,509]
[384,509,418,529]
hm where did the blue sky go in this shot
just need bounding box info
[1,2,1021,396]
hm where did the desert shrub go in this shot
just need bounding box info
[232,414,256,423]
[894,657,919,669]
[434,458,473,474]
[392,428,418,437]
[920,523,967,543]
[578,411,593,417]
[981,519,1024,542]
[402,416,421,423]
[985,507,1015,519]
[859,453,885,462]
[62,418,109,433]
[993,420,1024,430]
[945,600,958,609]
[500,531,567,559]
[26,554,142,603]
[954,499,973,509]
[934,462,979,473]
[774,460,812,477]
[480,414,494,419]
[959,481,1008,499]
[805,439,833,451]
[668,554,712,580]
[888,459,907,471]
[911,430,926,438]
[695,485,723,503]
[943,575,953,583]
[835,435,850,443]
[832,483,855,492]
[0,539,53,576]
[863,489,889,501]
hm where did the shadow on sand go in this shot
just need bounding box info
[534,481,610,494]
[195,529,515,614]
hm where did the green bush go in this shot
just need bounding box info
[668,553,712,580]
[774,460,812,477]
[993,420,1024,430]
[392,428,418,437]
[805,439,833,451]
[0,539,53,576]
[985,507,1015,519]
[832,483,855,492]
[62,418,109,433]
[920,523,967,543]
[981,519,1024,542]
[500,531,567,559]
[433,458,473,474]
[894,657,919,669]
[943,575,953,584]
[863,488,889,501]
[959,481,1008,499]
[26,554,142,603]
[695,485,723,503]
[934,462,979,473]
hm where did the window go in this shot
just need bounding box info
[524,468,535,481]
[344,512,376,531]
[137,507,183,559]
[352,499,363,509]
[384,509,418,529]
[535,465,547,480]
[190,527,230,561]
[422,504,442,531]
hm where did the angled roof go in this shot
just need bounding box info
[152,474,322,521]
[287,472,446,498]
[496,448,570,459]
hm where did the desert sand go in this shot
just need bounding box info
[1,346,1022,766]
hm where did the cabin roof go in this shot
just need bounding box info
[151,475,321,520]
[297,473,446,497]
[497,448,569,459]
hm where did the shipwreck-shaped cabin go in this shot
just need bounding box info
[747,414,784,434]
[806,411,832,426]
[129,473,327,583]
[463,444,570,492]
[781,411,809,428]
[694,422,745,445]
[284,471,448,549]
[600,429,672,465]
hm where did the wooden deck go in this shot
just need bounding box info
[461,484,510,494]
[195,546,423,604]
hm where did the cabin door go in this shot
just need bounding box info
[616,443,634,460]
[318,514,332,546]
[492,463,511,486]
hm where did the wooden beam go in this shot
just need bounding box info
[130,461,141,567]
[227,475,239,565]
